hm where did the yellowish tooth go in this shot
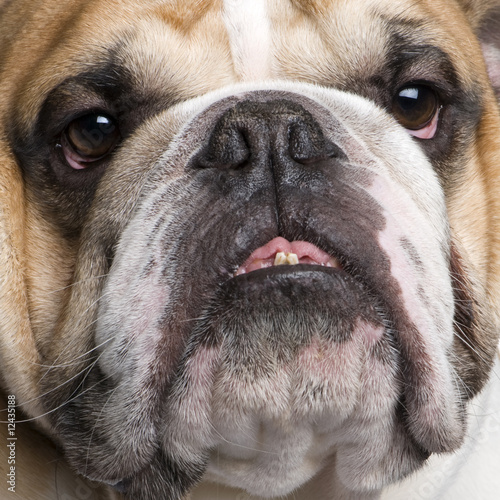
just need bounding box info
[274,251,288,266]
[274,252,300,266]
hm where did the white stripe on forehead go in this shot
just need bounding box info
[223,0,271,81]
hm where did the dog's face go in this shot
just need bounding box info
[1,0,500,498]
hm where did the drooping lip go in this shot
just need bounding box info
[235,237,341,276]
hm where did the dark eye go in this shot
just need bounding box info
[61,113,121,169]
[392,84,439,137]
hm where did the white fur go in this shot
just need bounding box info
[187,359,500,499]
[222,0,272,81]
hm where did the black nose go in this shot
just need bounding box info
[197,99,338,170]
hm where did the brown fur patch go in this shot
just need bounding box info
[154,0,221,33]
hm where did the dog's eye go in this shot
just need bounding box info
[392,85,440,139]
[61,113,121,169]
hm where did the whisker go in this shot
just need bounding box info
[46,273,110,295]
[0,348,109,420]
[205,419,278,456]
[452,322,500,383]
[38,291,112,383]
[10,364,115,424]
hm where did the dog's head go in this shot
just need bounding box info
[1,0,500,498]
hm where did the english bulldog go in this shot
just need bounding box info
[1,0,500,499]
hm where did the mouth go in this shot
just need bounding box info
[235,236,341,276]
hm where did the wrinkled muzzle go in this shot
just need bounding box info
[44,83,472,500]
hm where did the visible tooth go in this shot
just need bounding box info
[274,252,288,266]
[274,252,300,266]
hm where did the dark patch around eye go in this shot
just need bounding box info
[7,42,182,238]
[378,16,482,192]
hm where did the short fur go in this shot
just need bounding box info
[1,1,500,499]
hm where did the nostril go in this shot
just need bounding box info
[289,121,319,164]
[288,120,338,165]
[198,122,250,170]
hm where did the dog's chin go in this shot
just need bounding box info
[152,263,426,497]
[108,259,466,500]
[160,264,394,496]
[70,256,442,498]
